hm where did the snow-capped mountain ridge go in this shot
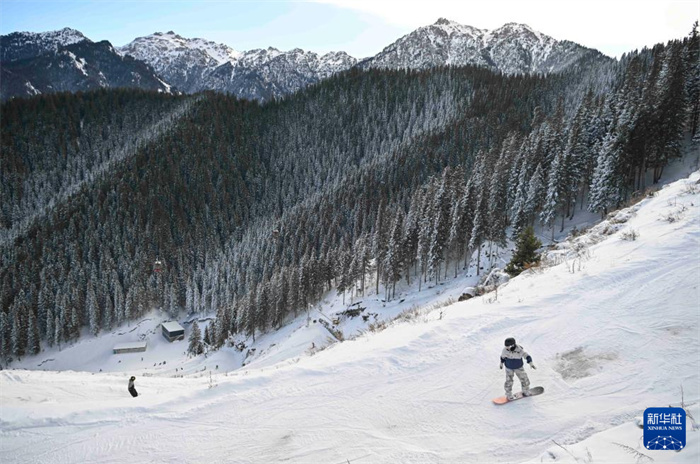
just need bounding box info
[118,30,241,69]
[117,30,358,99]
[0,37,172,101]
[0,27,89,63]
[2,19,611,101]
[362,18,608,75]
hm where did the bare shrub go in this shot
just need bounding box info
[620,229,639,241]
[662,205,687,223]
[682,183,699,195]
[613,443,654,463]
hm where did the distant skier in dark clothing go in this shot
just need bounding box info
[128,376,138,397]
[500,337,536,400]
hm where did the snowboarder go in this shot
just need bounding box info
[128,376,138,397]
[500,337,536,400]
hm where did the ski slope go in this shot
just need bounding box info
[2,171,699,463]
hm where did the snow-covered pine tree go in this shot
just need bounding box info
[487,144,510,250]
[11,308,24,359]
[336,245,352,304]
[0,312,8,362]
[428,171,451,284]
[203,324,211,346]
[454,175,476,270]
[416,182,435,291]
[403,192,422,285]
[588,128,625,216]
[255,282,270,334]
[27,310,40,355]
[87,280,100,336]
[45,304,55,348]
[372,200,387,295]
[523,163,545,225]
[188,320,204,355]
[685,22,700,143]
[510,143,532,238]
[287,266,300,318]
[37,285,49,339]
[468,193,487,277]
[384,208,405,300]
[653,41,687,179]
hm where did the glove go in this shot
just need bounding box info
[529,363,536,369]
[499,363,503,370]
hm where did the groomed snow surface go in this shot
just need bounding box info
[2,170,700,463]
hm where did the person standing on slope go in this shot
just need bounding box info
[128,376,138,397]
[500,337,536,400]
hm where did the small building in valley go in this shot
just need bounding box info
[113,341,148,354]
[161,321,185,342]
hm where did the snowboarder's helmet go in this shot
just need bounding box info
[504,337,516,347]
[130,376,135,380]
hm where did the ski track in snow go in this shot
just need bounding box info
[2,171,700,463]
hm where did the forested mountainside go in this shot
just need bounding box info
[1,27,698,362]
[0,38,172,101]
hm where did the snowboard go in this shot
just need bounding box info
[492,386,544,405]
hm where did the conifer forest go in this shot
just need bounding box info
[1,25,698,362]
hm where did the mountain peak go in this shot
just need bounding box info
[363,19,609,75]
[500,22,534,30]
[0,27,90,63]
[434,18,454,26]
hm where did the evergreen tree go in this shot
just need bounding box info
[372,200,387,295]
[11,309,24,359]
[685,22,700,142]
[45,304,55,348]
[428,172,451,284]
[203,324,211,346]
[588,129,625,216]
[487,142,511,248]
[188,320,204,356]
[505,226,543,277]
[27,311,40,355]
[523,163,546,224]
[0,312,9,362]
[87,280,100,336]
[384,209,405,300]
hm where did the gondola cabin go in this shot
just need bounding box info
[161,321,185,342]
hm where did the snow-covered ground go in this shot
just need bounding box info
[2,166,700,463]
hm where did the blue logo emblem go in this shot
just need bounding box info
[644,407,686,451]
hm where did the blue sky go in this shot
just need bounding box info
[1,0,698,58]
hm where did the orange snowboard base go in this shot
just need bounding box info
[492,386,544,404]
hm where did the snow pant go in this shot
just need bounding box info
[504,367,530,395]
[129,387,138,398]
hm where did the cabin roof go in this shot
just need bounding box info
[161,321,184,333]
[113,342,147,350]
